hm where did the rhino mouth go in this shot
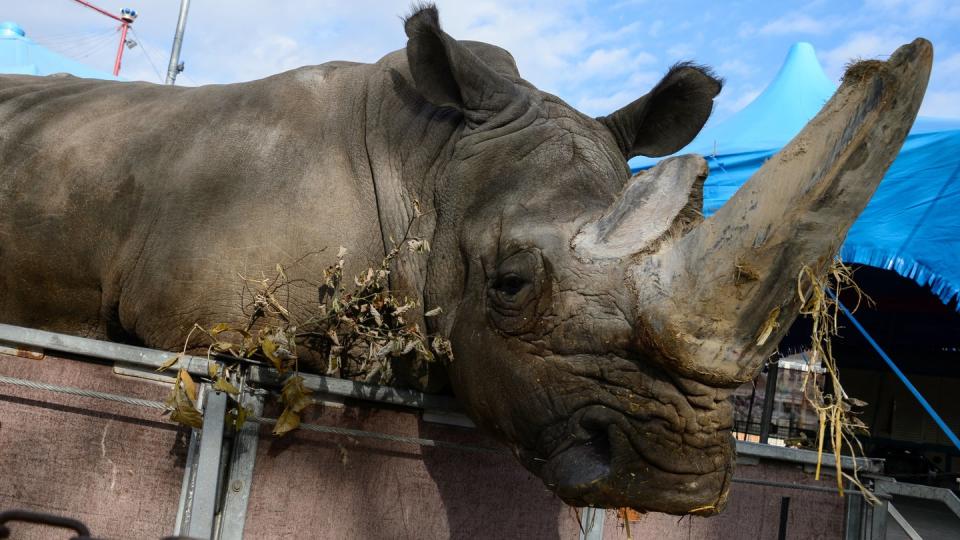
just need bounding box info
[533,372,735,515]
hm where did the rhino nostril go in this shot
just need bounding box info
[582,428,612,464]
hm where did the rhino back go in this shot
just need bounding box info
[0,65,386,344]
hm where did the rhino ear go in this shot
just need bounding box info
[404,5,518,124]
[598,63,722,159]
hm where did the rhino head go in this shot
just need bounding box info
[404,7,931,514]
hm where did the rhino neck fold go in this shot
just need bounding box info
[360,64,463,325]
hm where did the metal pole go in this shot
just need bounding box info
[165,0,191,85]
[72,0,124,22]
[759,360,779,444]
[112,22,129,76]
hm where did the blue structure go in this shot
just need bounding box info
[0,21,119,80]
[634,42,960,308]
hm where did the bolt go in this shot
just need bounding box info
[232,480,243,492]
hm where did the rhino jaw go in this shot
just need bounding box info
[537,399,734,515]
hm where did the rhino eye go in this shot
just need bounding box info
[486,249,547,334]
[495,274,528,297]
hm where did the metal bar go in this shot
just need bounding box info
[871,478,891,540]
[732,476,867,495]
[735,440,882,473]
[71,0,123,22]
[217,390,264,540]
[0,323,212,378]
[886,502,923,540]
[777,496,790,540]
[832,292,960,451]
[882,481,960,518]
[578,507,604,540]
[174,427,202,536]
[165,0,191,84]
[844,487,865,540]
[186,389,228,540]
[247,365,465,413]
[759,360,779,444]
[112,22,128,76]
[251,415,505,455]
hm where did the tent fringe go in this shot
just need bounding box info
[840,244,960,310]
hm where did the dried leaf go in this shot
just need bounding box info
[370,305,383,326]
[432,336,454,360]
[156,353,182,372]
[234,405,250,429]
[337,246,348,258]
[167,382,203,429]
[273,407,301,436]
[847,397,868,408]
[209,322,231,336]
[179,369,198,403]
[261,337,283,371]
[213,377,240,395]
[281,375,313,413]
[424,307,442,317]
[212,341,235,353]
[755,306,781,346]
[207,362,219,379]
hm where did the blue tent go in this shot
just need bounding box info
[0,21,119,80]
[634,42,960,308]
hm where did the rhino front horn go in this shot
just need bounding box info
[628,38,933,387]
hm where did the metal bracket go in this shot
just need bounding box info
[174,387,228,540]
[578,507,604,540]
[216,389,264,540]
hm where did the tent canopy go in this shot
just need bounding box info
[633,42,960,308]
[0,21,119,80]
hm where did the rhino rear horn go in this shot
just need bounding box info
[404,5,520,125]
[574,155,707,259]
[599,63,722,159]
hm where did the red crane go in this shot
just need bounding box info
[70,0,138,76]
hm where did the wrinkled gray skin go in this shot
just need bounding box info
[0,6,932,515]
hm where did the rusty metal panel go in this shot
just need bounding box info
[0,352,187,540]
[600,463,849,539]
[241,401,583,539]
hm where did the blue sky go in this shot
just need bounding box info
[6,0,960,122]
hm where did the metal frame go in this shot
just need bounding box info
[577,507,604,540]
[217,389,265,540]
[9,322,956,540]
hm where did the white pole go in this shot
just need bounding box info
[165,0,191,85]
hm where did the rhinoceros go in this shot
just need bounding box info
[0,5,932,515]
